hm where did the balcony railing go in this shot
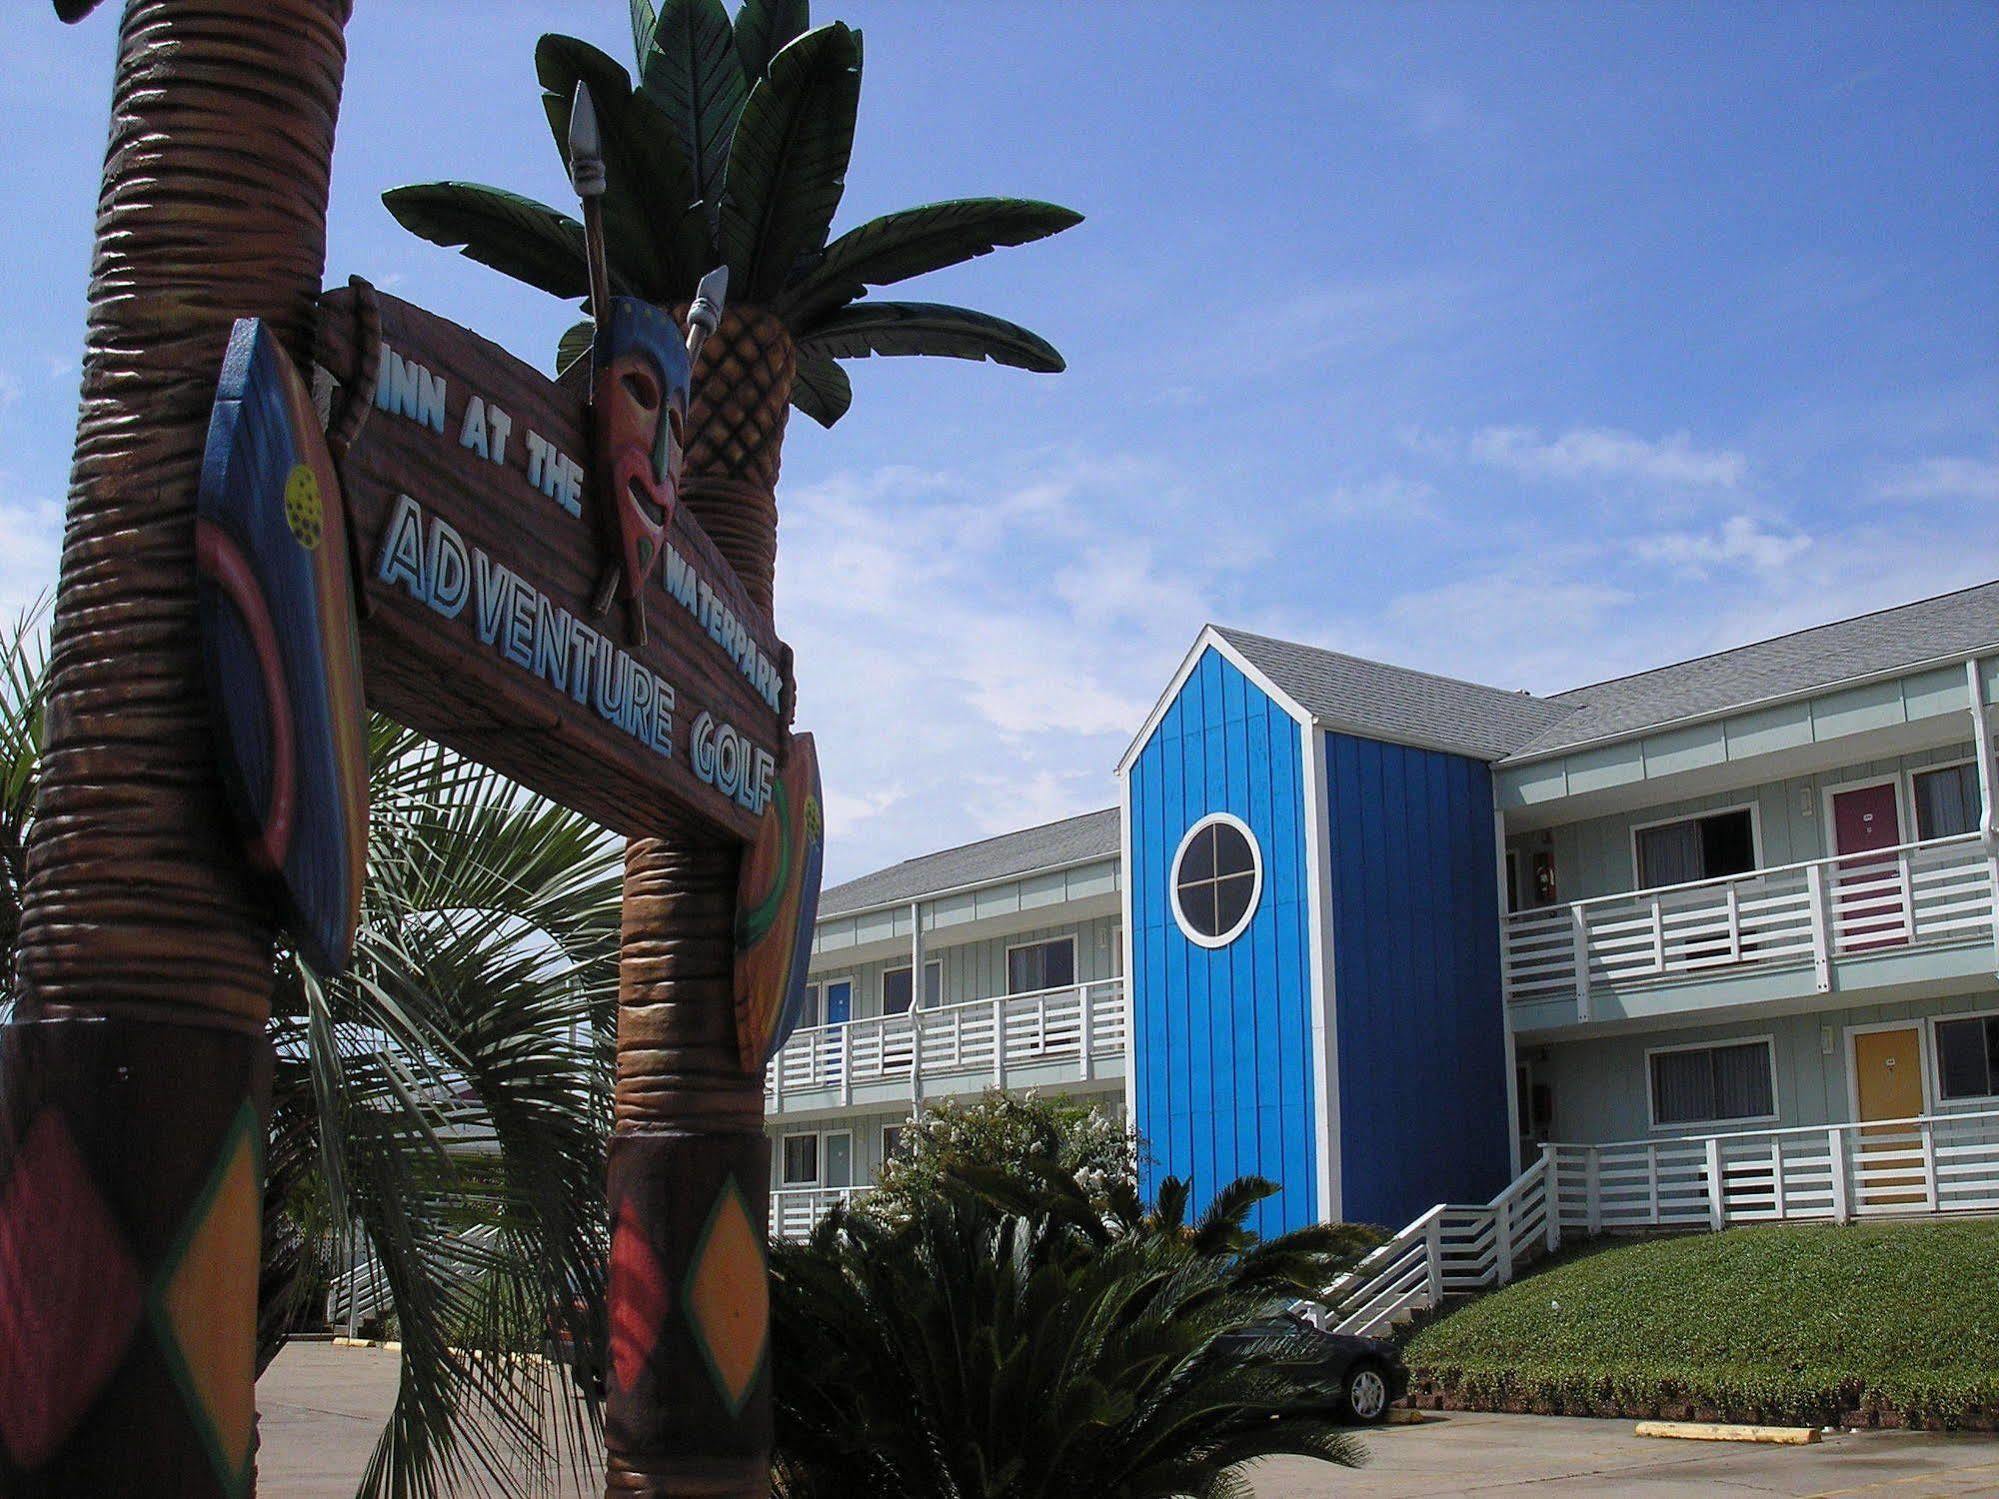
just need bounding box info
[770,1185,870,1240]
[1504,832,1999,1015]
[1549,1108,1999,1231]
[766,978,1126,1108]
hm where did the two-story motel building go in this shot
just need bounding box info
[766,581,1999,1247]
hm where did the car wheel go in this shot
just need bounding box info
[1343,1361,1390,1424]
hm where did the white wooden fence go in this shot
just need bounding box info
[766,978,1126,1107]
[769,1185,869,1240]
[1504,833,1999,1013]
[1550,1108,1999,1231]
[1313,1154,1557,1338]
[1318,1108,1999,1339]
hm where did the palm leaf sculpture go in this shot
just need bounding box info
[385,0,1081,450]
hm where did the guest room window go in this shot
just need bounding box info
[1005,937,1075,995]
[1936,1014,1999,1102]
[1912,763,1981,841]
[1634,808,1756,889]
[1647,1039,1776,1127]
[881,961,942,1015]
[780,1134,819,1186]
[1171,814,1262,948]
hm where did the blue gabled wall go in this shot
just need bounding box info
[1129,647,1316,1239]
[1323,732,1511,1229]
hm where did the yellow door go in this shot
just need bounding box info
[1852,1027,1925,1206]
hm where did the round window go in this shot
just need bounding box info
[1171,814,1262,948]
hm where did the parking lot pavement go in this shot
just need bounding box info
[259,1344,1999,1497]
[1249,1409,1999,1497]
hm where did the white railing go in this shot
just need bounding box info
[1550,1108,1999,1232]
[1318,1108,1999,1339]
[1505,833,1999,1013]
[325,1223,501,1332]
[1314,1153,1558,1340]
[768,1184,871,1241]
[766,977,1126,1107]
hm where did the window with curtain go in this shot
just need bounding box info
[1936,1015,1999,1101]
[1913,763,1981,841]
[781,1134,819,1186]
[1006,937,1076,995]
[1649,1040,1775,1126]
[1636,808,1756,889]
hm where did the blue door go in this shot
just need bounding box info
[824,979,852,1026]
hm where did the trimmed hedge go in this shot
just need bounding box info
[1403,1221,1999,1430]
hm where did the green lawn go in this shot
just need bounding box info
[1403,1220,1999,1427]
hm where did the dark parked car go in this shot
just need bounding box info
[1216,1308,1408,1424]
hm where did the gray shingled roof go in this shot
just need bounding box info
[1214,626,1575,759]
[1508,579,1999,759]
[819,807,1119,917]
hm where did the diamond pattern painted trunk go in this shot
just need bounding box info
[2,4,349,1494]
[606,308,794,1498]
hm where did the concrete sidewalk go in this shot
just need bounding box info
[258,1341,1999,1496]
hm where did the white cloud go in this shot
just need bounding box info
[0,482,62,625]
[1630,515,1812,576]
[0,373,21,411]
[778,452,1243,883]
[1466,424,1747,488]
[1874,456,1999,503]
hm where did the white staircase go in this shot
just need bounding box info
[1311,1152,1557,1339]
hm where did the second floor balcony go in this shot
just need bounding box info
[1505,832,1999,1031]
[766,977,1127,1117]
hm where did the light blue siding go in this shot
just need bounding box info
[1324,733,1512,1228]
[1130,648,1315,1237]
[1510,742,1978,905]
[1535,983,1999,1141]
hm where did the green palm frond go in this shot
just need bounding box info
[386,3,1079,431]
[382,183,595,302]
[537,33,708,299]
[640,0,747,224]
[733,0,810,83]
[789,349,851,426]
[268,719,622,1499]
[556,318,595,377]
[628,0,657,58]
[778,197,1082,326]
[799,300,1067,372]
[718,21,861,302]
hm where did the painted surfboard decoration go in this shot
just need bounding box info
[591,296,692,646]
[195,316,369,975]
[734,733,824,1072]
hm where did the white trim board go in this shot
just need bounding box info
[1301,722,1341,1223]
[1116,626,1311,775]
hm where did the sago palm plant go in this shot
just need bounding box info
[770,1180,1376,1499]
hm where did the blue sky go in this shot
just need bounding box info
[6,2,1996,883]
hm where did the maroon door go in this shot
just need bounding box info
[1831,782,1905,950]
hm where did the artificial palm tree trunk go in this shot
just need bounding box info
[606,308,794,1499]
[1,3,349,1494]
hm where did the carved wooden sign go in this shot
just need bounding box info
[315,286,791,844]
